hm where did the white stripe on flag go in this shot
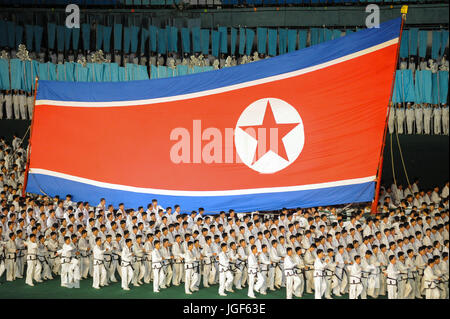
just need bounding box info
[35,38,398,108]
[29,168,376,197]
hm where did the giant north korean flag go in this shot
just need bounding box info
[26,19,401,212]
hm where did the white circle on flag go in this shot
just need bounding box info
[234,97,305,174]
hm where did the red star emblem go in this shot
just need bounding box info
[238,101,299,164]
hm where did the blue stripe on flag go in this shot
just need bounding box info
[27,173,375,213]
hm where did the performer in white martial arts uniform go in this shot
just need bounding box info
[433,104,442,135]
[405,103,415,135]
[385,255,400,299]
[183,241,198,294]
[24,234,40,286]
[151,240,165,293]
[423,257,441,299]
[396,104,405,134]
[218,243,234,296]
[349,255,363,299]
[284,247,301,299]
[92,237,108,289]
[120,238,134,291]
[313,249,328,299]
[414,103,424,134]
[423,103,433,134]
[247,244,264,298]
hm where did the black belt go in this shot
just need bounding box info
[350,276,362,285]
[248,268,259,275]
[26,254,37,261]
[219,263,230,272]
[94,259,104,266]
[121,261,134,271]
[6,253,16,261]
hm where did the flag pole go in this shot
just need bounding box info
[371,7,407,214]
[22,76,39,198]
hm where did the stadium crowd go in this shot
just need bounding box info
[0,135,449,299]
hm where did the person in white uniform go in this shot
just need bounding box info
[405,103,415,134]
[120,238,134,291]
[218,243,234,296]
[414,103,423,134]
[433,104,442,135]
[313,249,328,299]
[284,247,301,299]
[92,237,108,289]
[24,234,40,286]
[396,104,405,134]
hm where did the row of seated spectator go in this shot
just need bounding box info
[0,0,446,6]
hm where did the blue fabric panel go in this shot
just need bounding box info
[245,28,255,56]
[56,64,66,81]
[218,26,228,54]
[431,30,441,59]
[102,26,112,52]
[123,27,131,54]
[332,29,342,40]
[287,29,297,52]
[157,28,167,54]
[267,28,277,56]
[230,27,237,56]
[65,27,72,51]
[418,30,428,58]
[10,59,23,90]
[149,26,157,52]
[57,25,65,52]
[257,27,267,54]
[408,28,418,56]
[75,64,89,82]
[181,28,190,53]
[65,62,75,82]
[130,26,140,54]
[25,25,34,51]
[38,62,49,81]
[238,28,246,55]
[15,25,24,49]
[299,30,307,49]
[192,27,201,53]
[431,73,439,104]
[114,24,123,51]
[438,71,448,103]
[140,28,149,53]
[118,67,126,81]
[138,65,149,80]
[171,26,178,53]
[81,23,91,51]
[279,29,287,55]
[72,27,80,51]
[0,59,10,90]
[201,29,210,55]
[150,65,158,79]
[399,29,409,58]
[176,65,188,76]
[212,30,220,57]
[47,23,56,50]
[440,30,449,56]
[324,28,333,42]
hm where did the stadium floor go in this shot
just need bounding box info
[0,275,387,299]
